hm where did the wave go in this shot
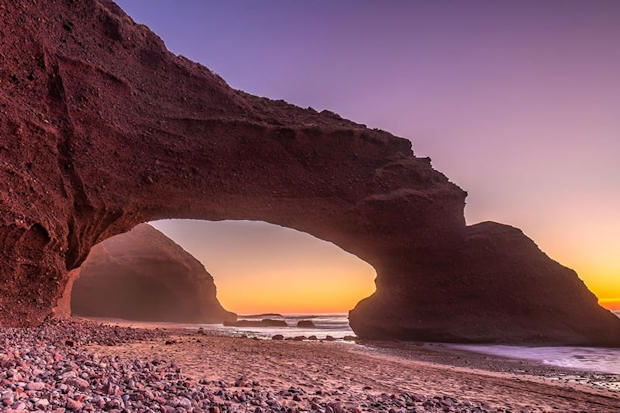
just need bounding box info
[211,313,353,339]
[451,344,620,375]
[238,313,283,319]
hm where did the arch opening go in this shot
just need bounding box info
[66,220,376,330]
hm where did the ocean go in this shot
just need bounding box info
[450,310,620,376]
[203,313,354,340]
[197,311,620,376]
[450,343,620,375]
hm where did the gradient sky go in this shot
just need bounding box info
[151,220,375,314]
[116,0,620,313]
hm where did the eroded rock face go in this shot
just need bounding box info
[350,222,620,345]
[66,224,235,323]
[0,0,618,344]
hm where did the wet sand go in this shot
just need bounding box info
[87,326,620,412]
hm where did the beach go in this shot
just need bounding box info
[0,318,618,412]
[84,319,620,412]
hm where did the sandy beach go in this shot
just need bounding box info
[84,321,620,412]
[0,318,618,412]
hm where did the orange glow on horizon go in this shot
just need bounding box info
[599,299,620,311]
[215,265,376,314]
[217,273,375,314]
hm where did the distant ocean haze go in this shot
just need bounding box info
[208,312,620,377]
[204,313,354,340]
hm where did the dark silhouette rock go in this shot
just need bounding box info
[0,0,618,345]
[350,222,620,345]
[272,335,284,341]
[224,319,288,328]
[68,224,235,323]
[297,320,316,328]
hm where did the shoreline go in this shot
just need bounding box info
[360,340,620,390]
[87,316,620,382]
[0,318,617,411]
[83,318,620,412]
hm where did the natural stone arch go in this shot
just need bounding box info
[0,0,618,344]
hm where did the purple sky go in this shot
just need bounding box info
[116,0,620,309]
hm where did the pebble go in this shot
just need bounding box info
[0,319,500,412]
[26,382,46,391]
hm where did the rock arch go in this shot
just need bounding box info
[0,0,618,344]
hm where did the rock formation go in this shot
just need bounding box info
[65,224,235,323]
[0,0,618,344]
[350,222,620,344]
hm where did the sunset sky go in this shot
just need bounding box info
[151,220,376,314]
[117,1,620,313]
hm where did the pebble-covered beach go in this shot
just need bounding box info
[1,319,618,412]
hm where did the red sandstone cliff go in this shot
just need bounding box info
[0,0,618,344]
[68,224,235,323]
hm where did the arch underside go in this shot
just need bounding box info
[0,0,618,345]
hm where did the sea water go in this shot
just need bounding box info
[450,343,620,375]
[203,312,620,375]
[203,313,353,340]
[450,311,620,375]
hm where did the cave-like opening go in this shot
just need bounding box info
[67,219,376,336]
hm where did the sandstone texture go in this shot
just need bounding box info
[0,0,618,344]
[67,223,235,323]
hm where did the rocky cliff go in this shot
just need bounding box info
[350,222,620,344]
[66,224,235,323]
[0,0,618,344]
